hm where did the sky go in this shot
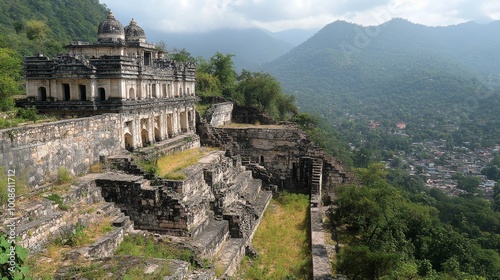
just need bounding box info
[99,0,500,33]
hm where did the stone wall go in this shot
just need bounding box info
[217,124,354,193]
[0,114,122,186]
[206,102,233,127]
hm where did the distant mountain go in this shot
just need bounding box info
[261,18,500,146]
[268,28,319,46]
[148,28,294,71]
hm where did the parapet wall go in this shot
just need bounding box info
[0,114,122,186]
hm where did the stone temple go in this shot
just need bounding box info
[21,11,196,151]
[4,11,354,279]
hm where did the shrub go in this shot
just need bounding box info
[56,167,72,184]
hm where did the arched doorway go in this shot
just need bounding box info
[124,133,133,151]
[38,87,47,101]
[141,129,149,147]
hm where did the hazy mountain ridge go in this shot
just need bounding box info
[148,28,295,71]
[261,18,500,146]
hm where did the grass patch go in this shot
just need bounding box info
[44,193,70,211]
[56,167,73,185]
[155,147,216,177]
[27,216,115,279]
[238,192,312,280]
[89,162,103,173]
[115,234,194,263]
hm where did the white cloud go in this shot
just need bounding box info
[99,0,500,33]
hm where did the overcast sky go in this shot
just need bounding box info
[99,0,500,33]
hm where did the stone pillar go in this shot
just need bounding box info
[90,78,96,101]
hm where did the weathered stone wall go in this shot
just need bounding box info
[206,102,233,127]
[0,114,122,186]
[218,124,354,192]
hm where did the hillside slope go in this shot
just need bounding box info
[262,19,500,147]
[0,0,108,55]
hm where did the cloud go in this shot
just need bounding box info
[99,0,500,33]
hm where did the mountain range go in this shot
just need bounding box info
[260,18,500,147]
[148,28,317,71]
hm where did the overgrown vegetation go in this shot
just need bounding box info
[140,147,216,179]
[239,192,312,279]
[0,234,30,279]
[115,235,194,264]
[44,193,70,211]
[55,167,72,185]
[27,217,114,279]
[188,51,299,121]
[331,163,500,279]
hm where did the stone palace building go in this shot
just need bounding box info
[20,11,196,151]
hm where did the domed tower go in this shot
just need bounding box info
[125,18,147,43]
[97,11,125,42]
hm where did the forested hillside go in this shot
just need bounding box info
[262,19,500,150]
[0,0,108,56]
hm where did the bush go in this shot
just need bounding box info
[56,167,72,184]
[16,106,39,122]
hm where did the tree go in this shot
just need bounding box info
[0,48,23,111]
[26,19,47,53]
[209,52,236,99]
[168,48,193,62]
[456,175,481,195]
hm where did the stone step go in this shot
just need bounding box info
[214,238,245,277]
[16,212,66,251]
[190,219,230,258]
[0,199,56,231]
[242,178,262,203]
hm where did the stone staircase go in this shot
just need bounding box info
[311,158,323,206]
[0,175,134,263]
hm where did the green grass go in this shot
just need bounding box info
[239,192,312,279]
[115,234,194,263]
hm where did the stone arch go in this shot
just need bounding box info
[124,133,133,151]
[141,129,149,147]
[38,87,47,101]
[129,88,135,100]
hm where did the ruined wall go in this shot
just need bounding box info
[0,114,122,186]
[218,124,354,193]
[206,102,233,127]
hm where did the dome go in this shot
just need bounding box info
[125,18,147,43]
[97,11,125,42]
